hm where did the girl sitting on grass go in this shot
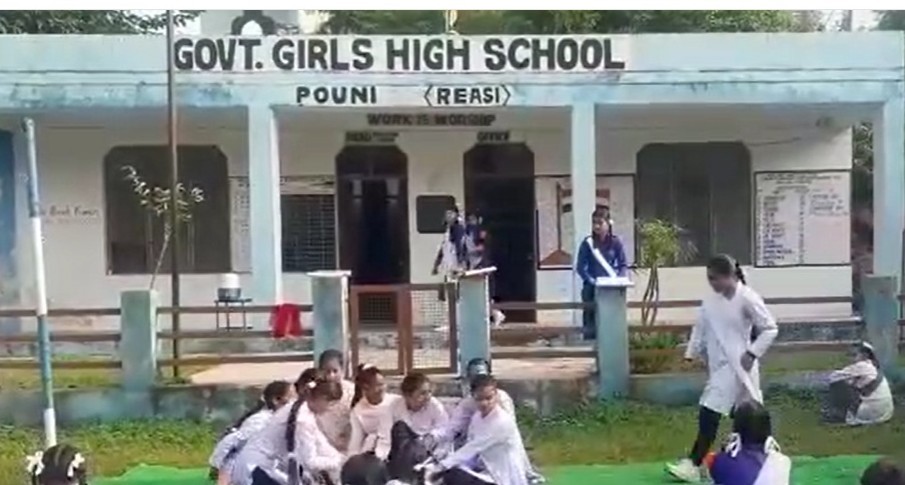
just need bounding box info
[209,380,295,485]
[26,443,88,485]
[709,400,791,485]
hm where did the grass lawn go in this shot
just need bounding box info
[0,362,206,390]
[0,391,901,482]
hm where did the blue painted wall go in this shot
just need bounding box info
[0,130,18,335]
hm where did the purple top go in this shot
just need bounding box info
[710,444,767,485]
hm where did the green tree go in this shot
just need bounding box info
[0,10,200,34]
[320,10,801,35]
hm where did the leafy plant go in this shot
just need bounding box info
[122,166,204,289]
[634,219,697,326]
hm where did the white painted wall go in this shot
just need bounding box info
[5,107,853,330]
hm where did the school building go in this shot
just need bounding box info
[0,31,902,330]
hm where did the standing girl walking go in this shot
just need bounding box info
[666,254,779,483]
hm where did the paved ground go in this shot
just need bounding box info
[189,347,595,385]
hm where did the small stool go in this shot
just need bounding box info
[215,297,252,330]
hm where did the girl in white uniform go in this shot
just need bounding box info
[428,374,530,485]
[387,372,450,481]
[347,364,400,461]
[667,254,779,483]
[316,349,356,453]
[209,380,295,485]
[825,342,894,426]
[231,378,345,485]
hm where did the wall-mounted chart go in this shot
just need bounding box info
[755,171,850,267]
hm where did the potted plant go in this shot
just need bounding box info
[630,218,697,374]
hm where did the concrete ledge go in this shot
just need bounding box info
[5,368,894,427]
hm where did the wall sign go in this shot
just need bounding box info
[476,131,511,144]
[424,85,511,107]
[345,131,399,145]
[366,113,496,127]
[296,85,378,106]
[754,171,850,267]
[173,35,627,73]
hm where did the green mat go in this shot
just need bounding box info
[96,456,878,485]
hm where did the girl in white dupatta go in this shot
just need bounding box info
[824,342,894,426]
[667,255,779,483]
[428,374,529,485]
[209,381,295,485]
[710,401,790,485]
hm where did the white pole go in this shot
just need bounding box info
[22,117,56,447]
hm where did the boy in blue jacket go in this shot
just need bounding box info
[574,208,627,340]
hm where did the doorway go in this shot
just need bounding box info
[336,145,410,325]
[464,143,537,323]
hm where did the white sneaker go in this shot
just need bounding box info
[666,458,702,483]
[491,309,506,327]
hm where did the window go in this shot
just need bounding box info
[104,145,230,274]
[282,194,337,272]
[415,195,456,234]
[636,142,752,266]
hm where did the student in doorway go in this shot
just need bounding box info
[432,206,468,288]
[209,380,295,485]
[425,374,530,485]
[316,349,356,453]
[823,341,894,426]
[709,400,791,485]
[666,254,779,483]
[574,208,627,340]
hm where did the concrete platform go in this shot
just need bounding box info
[189,348,595,386]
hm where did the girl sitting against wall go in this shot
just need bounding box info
[347,364,400,461]
[26,443,88,485]
[386,372,450,481]
[209,380,295,485]
[316,349,356,453]
[823,342,894,426]
[231,378,344,485]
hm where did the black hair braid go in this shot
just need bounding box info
[232,380,290,431]
[734,260,747,285]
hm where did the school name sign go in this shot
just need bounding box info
[173,35,628,73]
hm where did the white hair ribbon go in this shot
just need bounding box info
[25,451,44,477]
[725,432,782,458]
[306,381,317,389]
[67,453,85,478]
[361,363,376,371]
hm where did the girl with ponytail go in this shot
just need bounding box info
[209,380,294,484]
[231,377,343,485]
[26,443,88,485]
[666,254,779,483]
[347,364,399,462]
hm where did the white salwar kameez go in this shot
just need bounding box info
[348,394,400,460]
[231,401,343,485]
[209,409,274,477]
[390,395,449,436]
[828,360,894,426]
[686,283,779,415]
[439,406,529,485]
[316,380,356,453]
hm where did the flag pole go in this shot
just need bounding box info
[23,117,57,447]
[166,10,183,378]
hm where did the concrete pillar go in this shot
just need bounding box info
[570,103,597,326]
[595,277,633,399]
[309,270,351,369]
[457,267,496,375]
[120,290,159,391]
[248,105,283,305]
[861,275,900,377]
[873,99,905,285]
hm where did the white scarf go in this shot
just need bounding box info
[585,236,617,278]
